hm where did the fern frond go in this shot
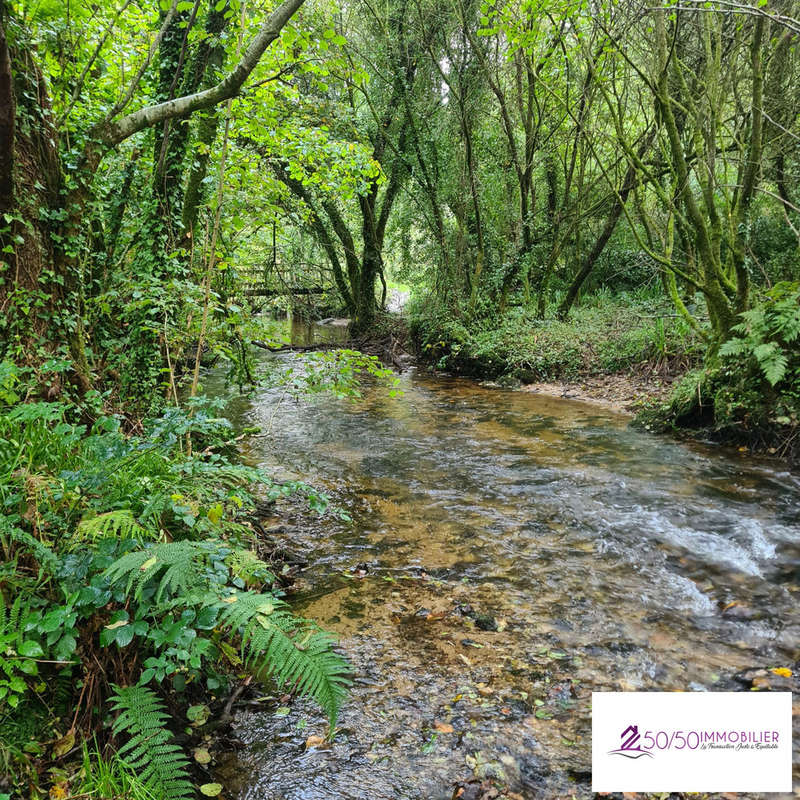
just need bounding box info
[72,510,156,550]
[104,541,207,603]
[110,685,193,800]
[762,353,788,386]
[718,337,747,358]
[0,515,58,572]
[216,592,350,726]
[226,549,275,586]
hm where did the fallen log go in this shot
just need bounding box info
[250,340,342,353]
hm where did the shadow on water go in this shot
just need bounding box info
[207,322,799,800]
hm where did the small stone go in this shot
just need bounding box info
[474,613,497,631]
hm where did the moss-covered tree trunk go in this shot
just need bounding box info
[0,10,91,391]
[181,1,230,243]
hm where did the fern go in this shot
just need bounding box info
[104,544,351,726]
[226,548,275,586]
[721,284,800,389]
[0,515,58,572]
[72,510,155,550]
[0,595,41,708]
[216,591,350,726]
[752,342,787,386]
[718,337,747,358]
[0,594,24,660]
[104,540,209,602]
[109,685,193,800]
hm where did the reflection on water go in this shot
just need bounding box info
[209,343,799,800]
[288,316,350,346]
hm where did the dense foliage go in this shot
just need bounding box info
[1,0,800,793]
[0,369,351,797]
[2,0,799,417]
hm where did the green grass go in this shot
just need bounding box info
[71,744,161,800]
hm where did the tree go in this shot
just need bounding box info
[263,0,426,332]
[0,0,305,389]
[597,4,771,346]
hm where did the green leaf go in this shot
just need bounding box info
[115,625,135,648]
[18,641,43,657]
[187,703,210,725]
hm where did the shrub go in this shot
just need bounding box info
[0,393,350,799]
[647,283,800,455]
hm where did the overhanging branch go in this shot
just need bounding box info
[98,0,305,147]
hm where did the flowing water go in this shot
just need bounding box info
[210,323,799,800]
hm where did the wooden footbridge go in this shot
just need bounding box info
[236,267,327,298]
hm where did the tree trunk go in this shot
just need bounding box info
[0,13,13,220]
[0,23,91,388]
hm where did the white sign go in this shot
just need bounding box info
[592,691,793,793]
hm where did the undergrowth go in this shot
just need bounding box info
[0,368,352,799]
[638,282,800,461]
[407,289,702,382]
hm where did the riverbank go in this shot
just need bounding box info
[0,384,351,800]
[521,373,673,414]
[406,290,700,385]
[405,293,800,466]
[288,299,687,415]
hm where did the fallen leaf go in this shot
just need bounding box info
[305,734,325,749]
[49,783,69,800]
[771,667,792,678]
[200,783,223,797]
[433,721,454,733]
[193,747,212,764]
[52,729,75,758]
[104,619,128,630]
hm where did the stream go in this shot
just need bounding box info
[209,322,799,800]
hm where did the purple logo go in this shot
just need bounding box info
[608,724,654,759]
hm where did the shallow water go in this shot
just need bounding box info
[209,328,799,799]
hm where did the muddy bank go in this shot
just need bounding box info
[521,371,677,414]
